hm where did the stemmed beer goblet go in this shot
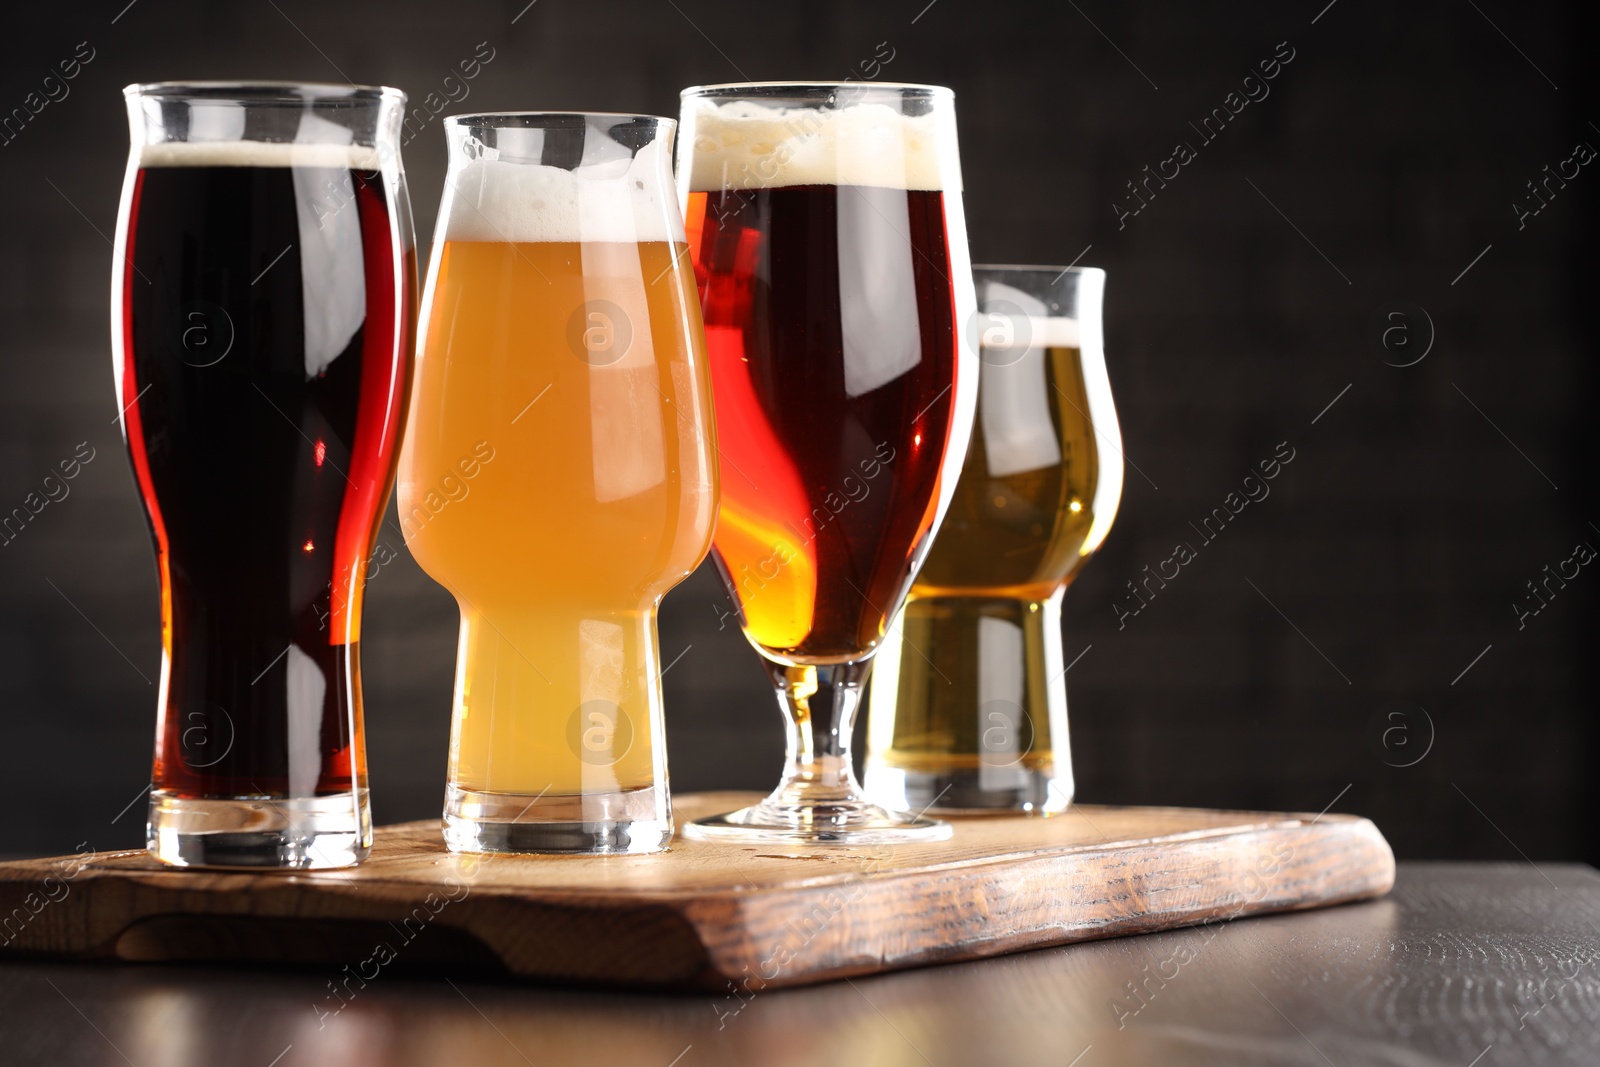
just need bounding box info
[678,83,978,844]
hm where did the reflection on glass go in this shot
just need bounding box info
[867,266,1121,813]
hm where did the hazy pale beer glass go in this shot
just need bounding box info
[112,83,415,867]
[679,83,977,844]
[401,113,717,853]
[867,267,1122,813]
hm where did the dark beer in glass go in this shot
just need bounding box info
[679,83,978,844]
[112,83,415,867]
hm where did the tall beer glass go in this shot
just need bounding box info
[867,267,1122,813]
[112,83,415,868]
[679,83,977,843]
[401,113,717,854]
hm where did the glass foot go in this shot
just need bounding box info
[689,659,953,845]
[443,784,670,854]
[146,789,371,869]
[684,797,951,845]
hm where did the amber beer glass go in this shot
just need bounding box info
[401,113,717,853]
[112,83,415,867]
[679,83,977,843]
[867,267,1123,813]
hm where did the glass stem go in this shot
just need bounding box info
[765,658,874,807]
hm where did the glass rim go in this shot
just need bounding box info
[123,81,404,104]
[445,111,676,131]
[681,81,954,99]
[974,263,1106,279]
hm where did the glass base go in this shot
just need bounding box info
[865,764,1072,816]
[684,797,951,845]
[442,784,670,854]
[147,789,371,869]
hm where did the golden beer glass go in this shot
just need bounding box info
[866,266,1122,813]
[399,113,718,853]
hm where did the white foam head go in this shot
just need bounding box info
[441,136,681,244]
[137,140,383,169]
[981,315,1082,351]
[137,108,384,169]
[682,96,962,192]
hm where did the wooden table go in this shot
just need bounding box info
[2,862,1595,1066]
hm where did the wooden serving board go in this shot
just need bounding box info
[0,792,1393,991]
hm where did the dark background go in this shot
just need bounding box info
[0,0,1591,863]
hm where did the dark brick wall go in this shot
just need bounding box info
[0,0,1590,862]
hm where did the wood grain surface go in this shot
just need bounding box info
[0,793,1394,991]
[0,863,1591,1067]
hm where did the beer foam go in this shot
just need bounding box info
[138,140,383,169]
[441,138,681,244]
[683,98,961,192]
[981,316,1082,351]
